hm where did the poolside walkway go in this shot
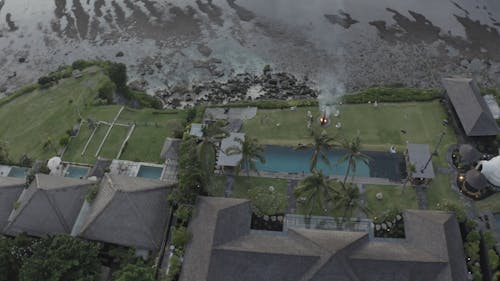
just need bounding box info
[415,185,428,210]
[224,174,235,198]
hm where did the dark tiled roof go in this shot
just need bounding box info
[180,197,468,281]
[0,177,25,232]
[3,174,94,237]
[443,77,499,136]
[407,143,435,179]
[74,174,172,250]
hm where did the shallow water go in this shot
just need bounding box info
[0,0,499,94]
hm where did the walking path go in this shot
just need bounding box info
[224,174,235,198]
[415,185,428,210]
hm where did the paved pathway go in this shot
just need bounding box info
[286,179,298,214]
[415,185,428,210]
[224,174,235,198]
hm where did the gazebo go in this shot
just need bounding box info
[458,144,481,169]
[462,169,489,198]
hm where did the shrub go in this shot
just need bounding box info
[166,254,181,280]
[175,205,193,226]
[464,241,480,263]
[484,231,496,249]
[489,249,499,270]
[38,76,54,88]
[342,87,441,104]
[248,185,287,216]
[107,62,127,91]
[97,80,116,104]
[171,227,191,249]
[466,230,481,243]
[86,185,99,202]
[38,164,50,175]
[59,136,70,147]
[18,154,32,167]
[72,59,98,71]
[186,107,197,123]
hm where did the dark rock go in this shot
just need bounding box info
[115,51,124,57]
[155,62,163,69]
[197,44,213,57]
[18,57,26,63]
[128,79,148,92]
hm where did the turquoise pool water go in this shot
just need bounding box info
[7,167,28,178]
[137,165,163,179]
[65,166,89,179]
[254,145,370,177]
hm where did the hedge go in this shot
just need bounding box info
[342,87,441,104]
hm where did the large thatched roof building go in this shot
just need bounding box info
[72,174,172,251]
[180,197,468,281]
[0,177,25,232]
[3,174,94,237]
[442,77,499,137]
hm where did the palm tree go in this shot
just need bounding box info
[294,171,338,217]
[197,120,228,177]
[307,130,337,173]
[225,136,265,177]
[401,163,416,194]
[338,134,371,186]
[333,182,370,225]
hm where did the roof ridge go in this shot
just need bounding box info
[78,176,116,234]
[41,189,71,233]
[122,190,160,249]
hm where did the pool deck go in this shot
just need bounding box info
[0,165,12,177]
[244,170,403,186]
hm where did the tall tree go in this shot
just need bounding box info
[197,120,228,179]
[338,134,371,186]
[225,136,266,177]
[19,235,101,281]
[333,183,370,224]
[294,171,338,216]
[307,130,337,173]
[113,262,154,281]
[401,163,417,194]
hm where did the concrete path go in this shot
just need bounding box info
[415,185,428,210]
[286,179,298,214]
[224,175,235,198]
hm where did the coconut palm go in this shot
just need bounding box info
[225,136,265,177]
[294,171,338,217]
[338,133,371,186]
[401,163,417,194]
[197,120,228,177]
[306,130,338,173]
[334,182,370,225]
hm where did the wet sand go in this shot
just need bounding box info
[0,0,499,95]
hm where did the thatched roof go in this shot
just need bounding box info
[73,174,172,250]
[442,77,499,136]
[479,155,500,186]
[0,177,25,232]
[180,197,468,281]
[465,169,489,191]
[407,143,435,179]
[459,144,481,165]
[3,174,94,237]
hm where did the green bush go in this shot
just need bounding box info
[72,59,99,71]
[484,231,496,249]
[166,254,181,280]
[489,249,499,271]
[97,80,116,104]
[86,185,99,202]
[107,62,127,91]
[213,99,318,109]
[175,205,193,225]
[342,87,441,104]
[171,227,191,249]
[59,136,70,147]
[464,241,480,263]
[248,186,287,216]
[466,230,481,243]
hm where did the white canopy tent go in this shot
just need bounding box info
[478,155,500,187]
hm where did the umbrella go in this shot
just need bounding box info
[47,156,62,171]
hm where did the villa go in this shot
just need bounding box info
[3,174,94,237]
[216,132,245,173]
[180,197,468,281]
[0,177,25,231]
[72,174,173,253]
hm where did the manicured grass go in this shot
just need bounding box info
[425,174,464,210]
[99,125,129,159]
[0,69,108,161]
[475,193,500,212]
[242,101,457,166]
[364,185,418,217]
[207,175,287,201]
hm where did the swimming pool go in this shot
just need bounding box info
[254,145,370,177]
[65,166,89,179]
[137,165,163,179]
[7,167,28,178]
[494,213,500,229]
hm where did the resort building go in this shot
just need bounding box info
[72,174,172,253]
[216,132,245,173]
[3,174,94,237]
[180,197,468,281]
[442,77,499,139]
[0,177,25,231]
[406,143,435,185]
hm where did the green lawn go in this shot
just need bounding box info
[207,175,287,200]
[242,101,456,166]
[364,185,418,217]
[99,125,129,159]
[475,193,500,212]
[425,174,464,210]
[0,69,108,161]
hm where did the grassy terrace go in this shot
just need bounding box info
[425,174,463,210]
[243,101,456,166]
[364,185,418,217]
[475,193,500,212]
[208,176,287,199]
[0,68,186,164]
